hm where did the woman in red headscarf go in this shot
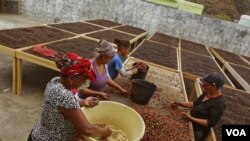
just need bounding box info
[27,53,111,141]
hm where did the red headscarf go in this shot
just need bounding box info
[57,53,96,82]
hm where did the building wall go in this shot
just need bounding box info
[21,0,250,56]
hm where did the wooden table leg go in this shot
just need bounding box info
[16,58,22,96]
[189,88,196,101]
[12,57,17,95]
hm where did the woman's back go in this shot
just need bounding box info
[32,77,80,141]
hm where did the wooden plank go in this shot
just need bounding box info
[213,57,235,88]
[127,39,145,57]
[15,51,58,95]
[135,32,148,40]
[47,22,107,35]
[84,19,122,28]
[16,50,58,71]
[81,35,118,49]
[206,128,217,141]
[224,84,250,93]
[45,25,79,35]
[112,27,148,37]
[183,76,197,102]
[17,35,85,51]
[180,72,188,102]
[178,48,182,74]
[16,58,22,95]
[223,62,250,91]
[130,34,147,52]
[129,40,179,71]
[107,24,125,29]
[81,28,109,36]
[181,48,214,58]
[239,55,250,66]
[80,35,101,42]
[129,56,181,73]
[177,48,181,71]
[221,64,226,71]
[179,39,213,58]
[149,36,180,49]
[0,45,16,57]
[194,78,202,95]
[81,21,110,29]
[189,122,195,141]
[12,57,17,95]
[84,29,136,45]
[206,46,216,58]
[183,69,234,88]
[149,33,180,48]
[124,57,187,99]
[189,88,196,101]
[182,72,200,81]
[209,48,226,65]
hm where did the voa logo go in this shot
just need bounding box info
[226,129,246,136]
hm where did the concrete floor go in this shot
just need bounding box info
[0,13,59,141]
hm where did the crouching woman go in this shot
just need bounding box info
[27,53,111,141]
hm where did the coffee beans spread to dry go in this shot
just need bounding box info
[133,105,191,141]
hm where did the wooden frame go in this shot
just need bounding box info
[0,20,144,96]
[239,55,250,66]
[209,48,226,65]
[222,62,250,91]
[122,57,194,141]
[84,19,124,29]
[129,39,181,71]
[0,44,16,57]
[205,46,215,58]
[209,47,249,68]
[14,35,104,95]
[180,45,214,59]
[15,51,58,96]
[0,52,20,96]
[83,28,145,52]
[179,40,214,58]
[180,48,214,58]
[179,49,235,88]
[148,33,181,48]
[46,22,109,36]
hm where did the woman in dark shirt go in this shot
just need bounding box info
[172,73,225,141]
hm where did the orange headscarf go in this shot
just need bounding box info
[56,53,96,82]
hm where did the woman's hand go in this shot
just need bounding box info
[171,102,179,110]
[99,92,110,99]
[131,68,138,75]
[83,97,99,108]
[180,112,192,120]
[120,88,128,95]
[100,126,112,139]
